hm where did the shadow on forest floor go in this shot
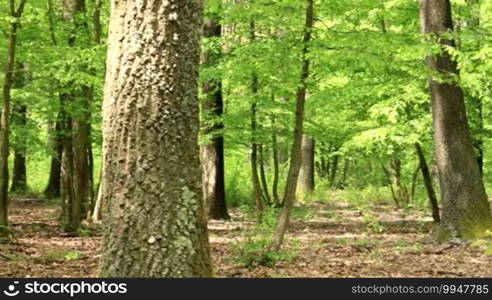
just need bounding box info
[0,194,491,277]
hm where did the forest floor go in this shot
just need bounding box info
[0,192,491,278]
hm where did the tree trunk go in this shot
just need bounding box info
[0,0,27,239]
[382,164,400,207]
[390,158,409,205]
[250,21,264,216]
[11,62,28,193]
[329,154,339,187]
[297,134,315,194]
[100,0,212,277]
[11,106,27,192]
[200,17,229,220]
[410,164,420,202]
[341,158,350,187]
[462,0,483,176]
[259,144,272,206]
[91,164,103,223]
[271,116,280,206]
[415,143,440,223]
[60,0,93,232]
[420,0,492,238]
[270,0,314,251]
[44,0,62,200]
[44,119,63,199]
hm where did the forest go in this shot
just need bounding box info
[0,0,491,278]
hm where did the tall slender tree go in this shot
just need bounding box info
[0,0,27,240]
[270,0,314,251]
[44,0,62,200]
[420,0,492,238]
[250,20,264,216]
[60,0,93,231]
[201,16,229,220]
[11,63,28,192]
[100,0,212,277]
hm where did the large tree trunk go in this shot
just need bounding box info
[0,0,27,239]
[297,135,315,194]
[270,0,314,251]
[100,0,212,277]
[415,143,440,223]
[420,0,492,238]
[200,17,229,220]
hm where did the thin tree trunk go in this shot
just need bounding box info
[390,158,409,205]
[410,164,420,202]
[329,154,339,187]
[250,21,264,216]
[91,165,103,223]
[0,0,27,239]
[297,135,315,194]
[382,164,399,208]
[43,0,62,200]
[93,0,102,44]
[259,144,272,206]
[11,62,28,192]
[60,0,93,232]
[100,0,212,277]
[271,116,280,206]
[44,119,63,199]
[415,143,440,223]
[200,17,229,220]
[270,0,314,251]
[11,105,27,192]
[341,158,350,187]
[420,0,492,238]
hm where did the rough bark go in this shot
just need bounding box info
[415,143,440,223]
[420,0,492,238]
[270,0,313,251]
[200,17,229,220]
[297,134,315,194]
[100,0,212,277]
[0,0,27,239]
